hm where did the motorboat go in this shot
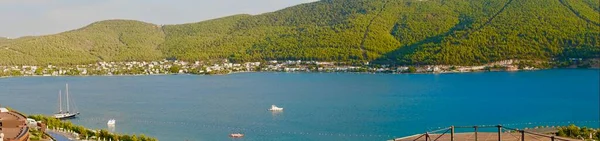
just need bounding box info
[269,105,283,111]
[107,119,116,126]
[229,133,244,138]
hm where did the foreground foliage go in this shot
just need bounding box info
[29,115,158,141]
[556,124,600,140]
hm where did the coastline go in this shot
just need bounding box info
[28,115,158,141]
[0,68,598,78]
[1,59,597,78]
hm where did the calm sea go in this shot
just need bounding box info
[0,69,598,141]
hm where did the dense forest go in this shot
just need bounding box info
[0,0,598,66]
[0,20,164,65]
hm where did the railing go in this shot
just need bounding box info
[398,125,576,141]
[16,126,29,141]
[44,131,58,141]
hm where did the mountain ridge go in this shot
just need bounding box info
[0,0,598,66]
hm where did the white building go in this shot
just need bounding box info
[0,107,8,112]
[26,118,38,128]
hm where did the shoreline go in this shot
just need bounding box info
[29,114,158,141]
[0,68,598,78]
[1,59,597,78]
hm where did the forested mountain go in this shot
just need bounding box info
[1,0,598,65]
[0,20,164,65]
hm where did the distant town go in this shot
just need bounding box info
[0,59,596,77]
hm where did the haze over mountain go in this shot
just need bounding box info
[0,0,318,38]
[0,0,598,66]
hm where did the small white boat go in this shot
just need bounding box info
[269,105,283,111]
[229,133,244,138]
[107,119,116,126]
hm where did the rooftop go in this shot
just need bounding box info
[0,108,30,141]
[0,108,8,113]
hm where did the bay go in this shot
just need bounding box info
[0,69,598,141]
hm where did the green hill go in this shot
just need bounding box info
[1,0,598,66]
[0,20,164,65]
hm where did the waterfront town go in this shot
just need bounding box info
[0,59,595,77]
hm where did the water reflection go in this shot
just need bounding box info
[271,110,283,118]
[108,124,116,132]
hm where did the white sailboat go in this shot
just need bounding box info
[54,83,80,119]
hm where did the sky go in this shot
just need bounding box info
[0,0,318,38]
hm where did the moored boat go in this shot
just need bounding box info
[54,112,80,119]
[54,83,80,119]
[107,119,116,126]
[229,133,244,138]
[269,105,284,111]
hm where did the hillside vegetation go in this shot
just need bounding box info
[1,0,598,65]
[0,20,164,65]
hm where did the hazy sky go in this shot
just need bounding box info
[0,0,318,38]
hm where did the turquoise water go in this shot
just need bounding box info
[0,69,598,141]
